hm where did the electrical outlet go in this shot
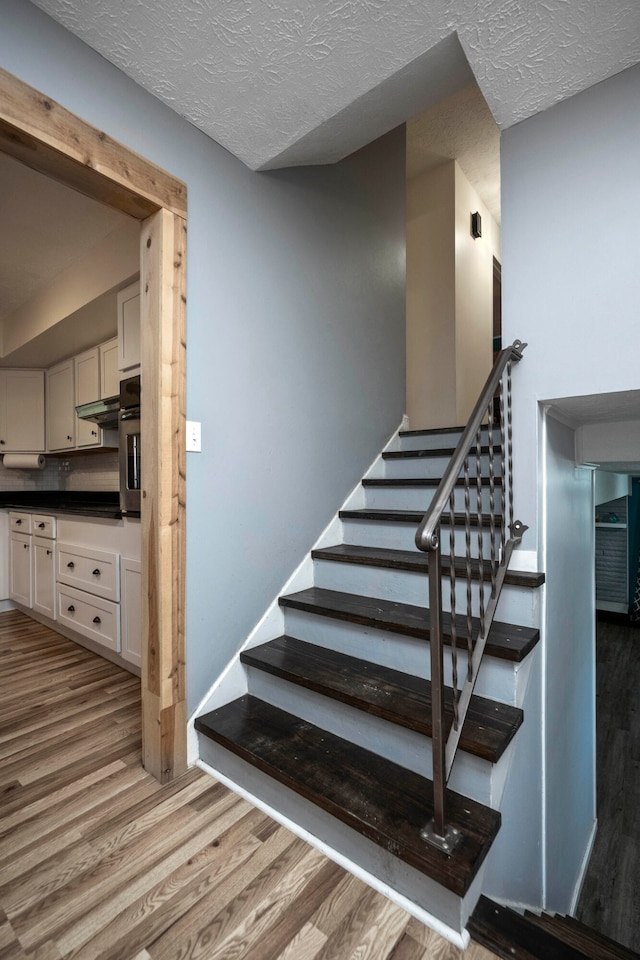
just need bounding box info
[186,420,201,452]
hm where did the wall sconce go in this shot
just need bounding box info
[471,211,482,239]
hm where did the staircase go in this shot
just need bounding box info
[469,896,640,959]
[194,416,544,942]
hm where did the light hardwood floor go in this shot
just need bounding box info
[0,609,499,960]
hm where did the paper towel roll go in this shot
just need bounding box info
[2,454,46,470]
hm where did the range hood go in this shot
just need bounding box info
[75,395,120,428]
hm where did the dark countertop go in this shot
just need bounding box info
[0,491,135,520]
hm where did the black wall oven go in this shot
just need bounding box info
[119,375,141,515]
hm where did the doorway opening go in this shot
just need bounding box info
[405,79,502,431]
[0,67,187,783]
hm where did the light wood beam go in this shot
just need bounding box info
[140,208,187,782]
[0,66,186,220]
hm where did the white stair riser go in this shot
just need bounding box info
[383,454,502,481]
[312,560,540,628]
[282,608,519,703]
[396,428,498,452]
[341,518,496,554]
[245,665,495,806]
[364,484,503,513]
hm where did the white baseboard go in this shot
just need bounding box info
[196,757,470,950]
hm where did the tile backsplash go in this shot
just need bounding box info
[0,450,119,492]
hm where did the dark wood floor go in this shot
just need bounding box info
[0,609,500,960]
[576,616,640,952]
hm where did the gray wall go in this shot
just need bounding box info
[1,0,406,712]
[500,62,640,910]
[501,62,640,548]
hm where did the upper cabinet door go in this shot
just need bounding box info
[0,369,45,453]
[100,338,120,398]
[46,359,75,451]
[117,280,141,372]
[75,348,100,448]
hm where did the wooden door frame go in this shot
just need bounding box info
[0,67,187,782]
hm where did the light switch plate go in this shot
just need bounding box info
[186,420,201,452]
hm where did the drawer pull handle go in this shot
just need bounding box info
[23,543,28,550]
[67,605,75,612]
[15,519,21,525]
[67,561,75,569]
[92,568,101,576]
[93,616,101,624]
[38,522,45,529]
[47,550,52,556]
[0,440,4,445]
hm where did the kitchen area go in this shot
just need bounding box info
[0,280,142,674]
[0,150,144,675]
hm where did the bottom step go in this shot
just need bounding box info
[469,896,640,960]
[195,695,500,898]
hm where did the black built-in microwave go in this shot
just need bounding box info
[119,375,141,515]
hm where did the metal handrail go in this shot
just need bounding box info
[415,339,528,851]
[415,340,526,553]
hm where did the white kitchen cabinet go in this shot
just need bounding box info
[0,369,45,453]
[120,557,141,668]
[33,535,56,619]
[46,359,75,451]
[75,347,101,448]
[117,281,141,373]
[100,338,120,398]
[10,531,32,607]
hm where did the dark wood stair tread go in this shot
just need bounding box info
[241,635,522,762]
[340,508,502,527]
[469,897,640,960]
[523,911,639,960]
[399,425,468,437]
[279,587,539,662]
[312,543,545,589]
[383,444,501,460]
[363,476,503,487]
[195,695,500,897]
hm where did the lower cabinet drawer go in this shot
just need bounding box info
[57,584,120,651]
[57,542,119,601]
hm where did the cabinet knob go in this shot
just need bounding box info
[67,561,75,569]
[67,605,75,612]
[92,616,101,624]
[38,522,45,529]
[92,568,101,576]
[15,519,21,525]
[92,430,97,437]
[0,440,5,445]
[47,550,52,556]
[23,543,28,549]
[67,435,72,442]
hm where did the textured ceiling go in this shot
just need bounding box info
[29,0,640,171]
[407,81,501,223]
